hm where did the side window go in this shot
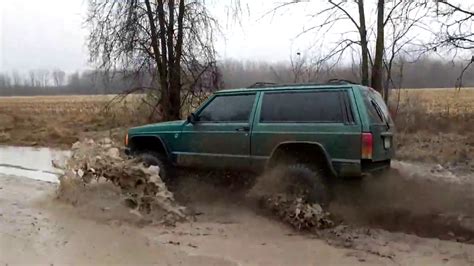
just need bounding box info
[366,99,384,123]
[260,91,344,123]
[362,88,392,124]
[198,94,256,122]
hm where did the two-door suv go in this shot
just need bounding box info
[125,81,395,201]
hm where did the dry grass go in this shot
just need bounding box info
[395,88,474,114]
[392,88,474,132]
[0,95,149,147]
[391,88,474,166]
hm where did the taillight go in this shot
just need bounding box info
[361,132,373,159]
[125,133,129,146]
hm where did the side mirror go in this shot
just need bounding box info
[187,113,198,124]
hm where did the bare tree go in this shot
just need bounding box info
[431,1,474,50]
[87,0,221,121]
[68,72,81,89]
[28,70,37,87]
[357,0,370,86]
[270,0,427,101]
[426,1,474,89]
[0,73,12,88]
[383,1,429,102]
[52,69,66,87]
[37,69,50,87]
[372,0,385,93]
[11,70,22,87]
[289,51,326,83]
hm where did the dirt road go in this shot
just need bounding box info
[1,171,474,265]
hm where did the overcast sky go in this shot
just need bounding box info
[0,0,338,72]
[0,0,452,73]
[0,0,88,72]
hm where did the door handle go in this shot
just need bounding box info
[235,126,250,132]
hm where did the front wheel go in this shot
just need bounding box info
[136,151,174,182]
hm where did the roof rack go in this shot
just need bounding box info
[248,82,278,88]
[247,79,358,88]
[326,79,357,85]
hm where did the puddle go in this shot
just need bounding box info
[0,146,70,183]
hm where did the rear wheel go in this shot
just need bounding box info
[280,164,330,206]
[136,151,174,182]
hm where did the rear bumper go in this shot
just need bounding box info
[332,160,362,178]
[332,159,391,178]
[361,159,391,173]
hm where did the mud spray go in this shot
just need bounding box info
[328,163,474,243]
[247,161,474,244]
[55,140,474,244]
[55,138,187,225]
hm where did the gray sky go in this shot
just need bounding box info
[0,0,451,73]
[0,0,331,72]
[0,0,88,72]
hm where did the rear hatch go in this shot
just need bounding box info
[362,87,395,162]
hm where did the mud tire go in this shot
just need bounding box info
[282,164,330,206]
[137,151,174,182]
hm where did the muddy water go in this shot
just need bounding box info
[0,146,69,183]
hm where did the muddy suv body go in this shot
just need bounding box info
[126,83,394,179]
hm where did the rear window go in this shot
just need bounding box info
[362,88,392,124]
[260,91,344,123]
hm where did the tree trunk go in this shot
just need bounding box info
[166,0,181,121]
[357,0,369,86]
[372,0,385,94]
[168,0,186,121]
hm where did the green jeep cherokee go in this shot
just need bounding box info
[126,83,394,184]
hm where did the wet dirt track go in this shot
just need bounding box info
[0,174,368,265]
[1,146,474,265]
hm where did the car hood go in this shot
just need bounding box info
[128,120,185,135]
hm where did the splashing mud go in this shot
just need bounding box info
[246,161,474,243]
[248,166,334,231]
[54,140,474,244]
[329,162,474,243]
[55,138,187,225]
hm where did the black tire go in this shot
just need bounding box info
[282,164,330,206]
[137,151,174,182]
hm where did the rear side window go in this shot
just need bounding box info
[260,91,344,123]
[362,88,392,124]
[199,94,255,122]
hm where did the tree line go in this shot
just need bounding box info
[0,57,472,96]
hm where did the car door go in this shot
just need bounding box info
[175,93,258,169]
